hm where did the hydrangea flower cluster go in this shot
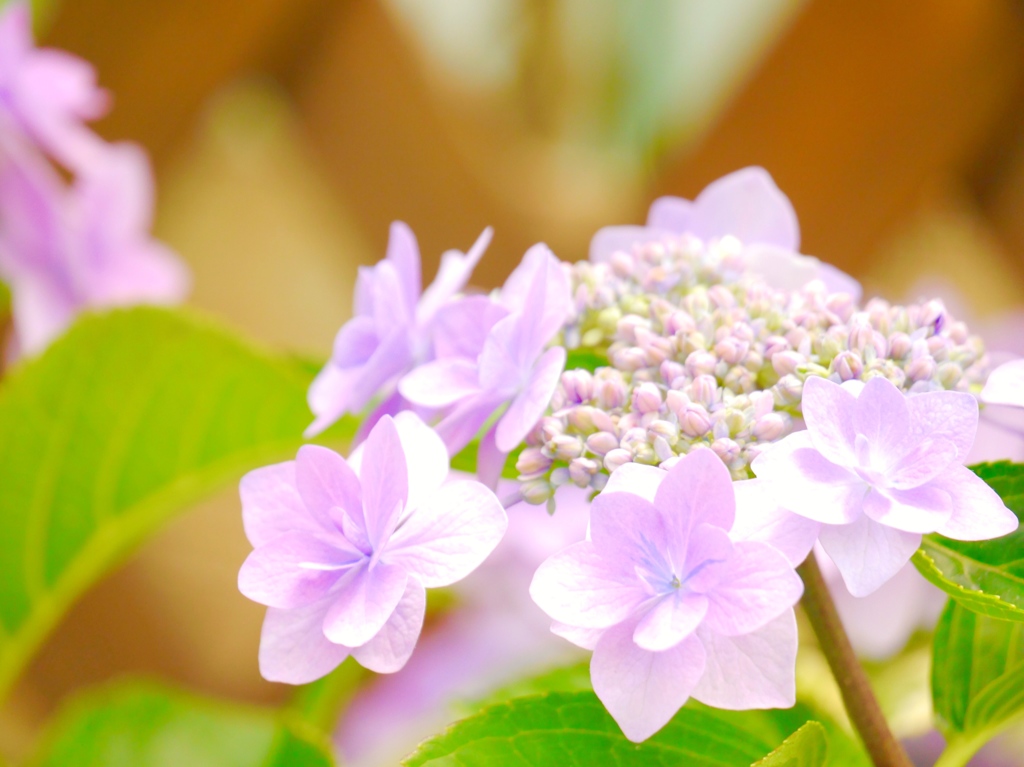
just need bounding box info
[0,1,187,356]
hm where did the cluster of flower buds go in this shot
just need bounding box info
[517,233,988,504]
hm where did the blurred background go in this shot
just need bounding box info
[4,0,1024,762]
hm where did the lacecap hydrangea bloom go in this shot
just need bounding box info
[238,412,507,682]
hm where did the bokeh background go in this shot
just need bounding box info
[4,0,1024,762]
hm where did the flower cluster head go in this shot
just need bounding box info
[530,449,805,742]
[238,412,507,682]
[0,2,188,356]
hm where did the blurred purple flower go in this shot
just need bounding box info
[0,140,189,355]
[590,167,861,298]
[400,243,571,473]
[239,412,507,683]
[0,1,109,170]
[530,448,803,742]
[753,376,1017,597]
[982,360,1024,409]
[306,222,491,437]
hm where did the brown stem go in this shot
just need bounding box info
[797,555,913,767]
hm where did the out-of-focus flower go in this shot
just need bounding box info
[981,359,1024,408]
[590,167,861,299]
[0,0,109,170]
[238,412,507,683]
[530,448,803,742]
[400,244,571,475]
[307,222,490,437]
[0,140,189,354]
[752,377,1017,596]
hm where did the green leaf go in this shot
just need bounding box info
[0,307,354,702]
[564,348,608,374]
[752,721,828,767]
[912,462,1024,622]
[931,599,1024,766]
[29,681,336,767]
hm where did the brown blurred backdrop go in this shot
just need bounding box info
[5,0,1024,759]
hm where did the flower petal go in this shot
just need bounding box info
[359,416,409,550]
[932,463,1019,541]
[530,541,646,629]
[588,491,668,567]
[864,484,951,534]
[800,376,858,466]
[433,392,506,455]
[550,621,604,650]
[323,561,409,648]
[295,444,362,535]
[384,220,422,314]
[691,610,797,709]
[906,389,979,459]
[589,225,672,263]
[633,592,708,652]
[386,480,507,588]
[982,360,1024,408]
[602,462,666,503]
[591,620,706,743]
[702,541,803,636]
[417,226,491,322]
[495,346,565,452]
[690,167,800,250]
[818,516,921,597]
[240,461,321,548]
[885,437,958,490]
[731,479,819,567]
[646,196,694,232]
[258,599,350,684]
[752,431,867,525]
[351,577,426,674]
[653,447,735,539]
[431,295,507,360]
[238,531,361,609]
[853,377,911,470]
[399,358,482,409]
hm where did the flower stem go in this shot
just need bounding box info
[797,555,913,767]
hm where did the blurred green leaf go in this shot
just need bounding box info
[912,462,1024,622]
[29,681,336,767]
[0,308,354,702]
[752,721,828,767]
[931,599,1024,766]
[564,348,608,374]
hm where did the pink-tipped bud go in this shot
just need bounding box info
[633,382,663,414]
[561,369,593,404]
[685,350,717,377]
[586,431,619,456]
[568,457,599,487]
[775,374,803,405]
[648,419,679,444]
[888,332,911,359]
[688,375,718,407]
[833,350,863,381]
[711,438,741,464]
[516,447,551,476]
[521,478,554,505]
[610,251,635,277]
[715,336,749,365]
[595,377,627,410]
[665,389,689,417]
[680,404,712,438]
[549,434,584,461]
[660,360,686,387]
[604,448,633,473]
[772,350,804,377]
[753,412,787,441]
[906,356,936,382]
[566,406,596,432]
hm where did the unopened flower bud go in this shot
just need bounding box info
[906,356,936,382]
[688,375,718,407]
[521,478,554,505]
[633,382,663,414]
[833,350,863,381]
[711,438,741,464]
[604,448,633,472]
[548,434,584,461]
[516,447,551,476]
[586,431,619,456]
[550,467,570,487]
[648,419,679,444]
[888,332,911,359]
[685,350,717,377]
[560,369,593,404]
[680,404,712,438]
[753,413,787,441]
[773,350,804,377]
[566,406,596,432]
[568,457,599,487]
[775,374,803,405]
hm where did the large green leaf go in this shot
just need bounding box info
[0,308,352,701]
[931,599,1024,766]
[912,462,1024,622]
[29,681,336,767]
[752,721,828,767]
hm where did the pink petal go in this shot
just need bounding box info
[588,492,668,566]
[885,437,958,490]
[240,462,321,548]
[433,393,506,455]
[752,431,867,525]
[743,244,861,299]
[852,377,911,469]
[588,225,670,263]
[862,485,951,534]
[591,620,706,742]
[352,578,426,674]
[431,295,507,360]
[691,610,797,709]
[385,480,507,588]
[817,516,922,597]
[399,358,481,409]
[390,411,450,514]
[633,592,708,652]
[982,360,1024,408]
[550,621,604,650]
[238,531,359,609]
[258,599,350,684]
[331,316,378,367]
[323,561,409,647]
[305,364,357,439]
[800,376,858,466]
[681,524,735,594]
[295,444,362,536]
[731,479,819,567]
[906,389,979,459]
[384,221,421,314]
[702,541,803,636]
[475,424,504,490]
[495,346,565,452]
[653,448,735,538]
[530,541,646,629]
[932,463,1019,541]
[359,416,409,550]
[646,196,694,232]
[602,462,666,503]
[690,166,800,250]
[417,226,491,323]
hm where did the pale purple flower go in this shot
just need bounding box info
[238,412,507,683]
[0,1,109,170]
[306,222,491,437]
[590,167,861,298]
[530,448,804,742]
[752,376,1018,597]
[400,243,571,468]
[982,359,1024,408]
[0,140,189,354]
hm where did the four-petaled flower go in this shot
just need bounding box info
[752,376,1018,596]
[530,448,804,742]
[238,412,507,683]
[590,167,861,298]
